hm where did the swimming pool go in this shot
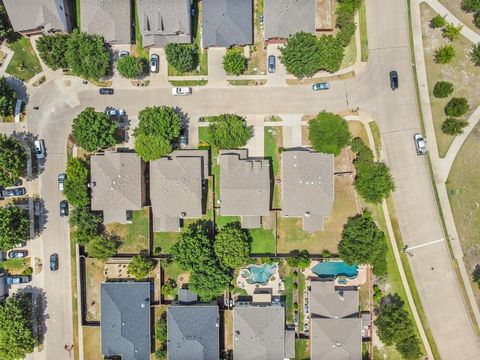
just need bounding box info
[241,263,278,285]
[311,261,358,279]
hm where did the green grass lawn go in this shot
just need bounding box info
[106,208,150,254]
[6,37,42,82]
[0,258,30,274]
[169,80,208,86]
[295,339,309,360]
[161,261,185,283]
[154,232,180,254]
[249,227,276,254]
[368,121,381,159]
[264,126,282,208]
[133,1,149,59]
[359,0,368,62]
[341,33,357,69]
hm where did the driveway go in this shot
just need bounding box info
[207,47,227,88]
[266,44,286,87]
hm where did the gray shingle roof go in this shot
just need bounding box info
[281,149,334,232]
[311,318,362,360]
[81,0,132,44]
[91,152,144,224]
[310,281,359,319]
[264,0,316,40]
[3,0,71,34]
[150,150,208,232]
[202,0,253,48]
[100,282,151,360]
[219,150,270,220]
[233,305,285,360]
[167,305,220,360]
[137,0,192,47]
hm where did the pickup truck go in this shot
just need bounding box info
[172,87,192,96]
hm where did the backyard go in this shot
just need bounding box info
[85,258,105,322]
[264,126,283,208]
[6,36,42,81]
[82,326,101,360]
[105,208,150,254]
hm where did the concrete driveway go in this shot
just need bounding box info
[207,47,227,88]
[266,44,286,87]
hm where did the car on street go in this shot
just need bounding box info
[34,139,46,159]
[179,127,188,148]
[150,54,159,73]
[99,88,114,95]
[414,133,427,155]
[106,108,125,116]
[50,253,59,271]
[172,87,192,96]
[390,70,399,90]
[1,187,26,198]
[268,55,276,73]
[7,276,30,285]
[8,250,28,258]
[60,200,69,217]
[312,82,330,91]
[119,50,129,58]
[58,173,66,191]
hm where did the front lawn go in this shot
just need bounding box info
[295,339,309,360]
[105,208,150,254]
[6,37,42,81]
[0,257,30,274]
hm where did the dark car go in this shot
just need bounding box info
[99,88,114,95]
[389,71,398,90]
[50,253,59,271]
[8,250,28,259]
[60,200,69,217]
[7,276,30,285]
[1,187,26,198]
[268,55,276,73]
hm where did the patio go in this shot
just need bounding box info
[235,263,285,296]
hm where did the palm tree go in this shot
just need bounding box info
[442,23,463,41]
[434,44,456,64]
[471,43,480,66]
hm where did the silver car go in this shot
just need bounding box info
[414,133,426,155]
[150,54,159,73]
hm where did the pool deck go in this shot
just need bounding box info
[235,266,284,296]
[302,261,367,287]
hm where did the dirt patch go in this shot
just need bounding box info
[348,120,369,145]
[302,126,311,146]
[85,259,106,322]
[262,211,276,230]
[334,148,355,173]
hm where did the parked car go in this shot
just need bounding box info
[312,82,330,91]
[179,127,188,148]
[8,250,27,258]
[389,70,399,90]
[172,87,192,96]
[99,88,114,95]
[34,139,46,159]
[268,55,276,73]
[50,253,59,271]
[150,54,159,73]
[106,108,125,116]
[7,276,30,285]
[58,173,66,191]
[1,187,26,198]
[414,133,427,155]
[60,200,69,217]
[191,7,196,16]
[119,50,129,58]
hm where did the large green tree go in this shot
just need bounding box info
[223,49,247,75]
[308,111,351,155]
[116,55,146,79]
[133,106,181,161]
[280,32,321,78]
[87,235,118,259]
[0,2,12,40]
[317,35,345,73]
[0,77,17,118]
[0,134,27,187]
[165,43,197,73]
[214,223,251,269]
[208,114,254,149]
[0,206,29,251]
[355,161,395,203]
[63,158,90,207]
[0,294,36,360]
[69,207,103,245]
[338,212,388,275]
[189,260,232,301]
[171,223,214,271]
[71,107,117,152]
[65,30,110,79]
[36,35,69,70]
[128,255,155,280]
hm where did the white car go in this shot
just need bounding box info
[414,133,426,155]
[34,139,45,159]
[172,87,192,96]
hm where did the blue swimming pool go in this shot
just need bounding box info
[241,263,278,285]
[311,261,358,279]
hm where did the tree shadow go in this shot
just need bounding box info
[5,75,29,103]
[10,130,45,179]
[17,286,48,347]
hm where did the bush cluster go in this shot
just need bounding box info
[335,0,362,47]
[223,49,247,75]
[0,134,27,188]
[286,250,311,269]
[116,55,146,79]
[0,77,16,118]
[308,111,351,155]
[433,81,454,98]
[444,97,469,117]
[430,15,446,28]
[165,43,197,73]
[208,114,254,149]
[462,0,480,29]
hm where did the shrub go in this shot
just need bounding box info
[441,117,469,135]
[475,12,480,28]
[308,111,351,155]
[22,267,33,276]
[223,49,247,75]
[116,55,146,79]
[434,44,455,64]
[161,279,177,298]
[69,207,103,245]
[336,21,356,47]
[432,81,454,98]
[286,250,310,269]
[208,114,254,149]
[471,43,480,66]
[430,15,446,28]
[444,97,469,116]
[442,23,463,41]
[36,35,69,70]
[462,0,480,12]
[155,312,167,342]
[165,43,197,73]
[128,255,155,280]
[473,265,480,288]
[87,235,119,259]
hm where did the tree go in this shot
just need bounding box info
[161,279,177,298]
[0,294,36,360]
[171,223,214,271]
[155,312,168,342]
[65,30,110,79]
[87,235,118,259]
[69,207,103,245]
[316,35,345,73]
[336,21,356,47]
[214,222,251,269]
[223,49,247,75]
[71,107,117,152]
[189,260,231,301]
[433,81,454,98]
[286,250,311,269]
[0,77,17,118]
[338,212,388,275]
[280,32,321,78]
[63,158,90,207]
[128,255,154,280]
[0,2,12,40]
[475,12,480,28]
[471,43,480,65]
[442,23,463,41]
[0,206,29,251]
[36,35,69,70]
[208,114,254,149]
[355,161,395,204]
[116,55,146,79]
[441,117,469,135]
[165,43,196,73]
[0,134,27,187]
[462,0,480,12]
[434,44,455,64]
[473,265,480,288]
[444,97,469,116]
[133,106,181,161]
[308,111,351,155]
[430,15,446,28]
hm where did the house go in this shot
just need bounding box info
[81,0,132,44]
[3,0,71,35]
[219,149,270,228]
[202,0,253,48]
[310,281,362,360]
[281,149,334,232]
[167,304,220,360]
[90,152,145,224]
[264,0,316,42]
[150,150,208,232]
[137,0,192,47]
[100,282,151,360]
